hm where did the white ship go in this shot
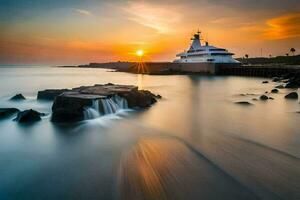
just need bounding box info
[174,31,239,64]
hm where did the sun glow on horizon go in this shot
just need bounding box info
[136,50,144,57]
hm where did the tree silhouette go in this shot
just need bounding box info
[286,53,289,56]
[245,54,249,59]
[290,48,296,56]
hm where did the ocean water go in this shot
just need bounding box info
[0,66,299,200]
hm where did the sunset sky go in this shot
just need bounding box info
[1,0,300,65]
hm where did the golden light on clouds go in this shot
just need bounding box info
[264,12,300,40]
[124,1,182,34]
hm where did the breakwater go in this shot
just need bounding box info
[60,62,300,77]
[216,65,300,77]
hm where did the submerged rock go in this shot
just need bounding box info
[51,84,160,122]
[260,95,269,100]
[285,92,298,99]
[235,101,253,105]
[0,108,19,119]
[14,109,45,123]
[271,89,279,93]
[37,89,70,100]
[275,85,284,89]
[10,94,25,100]
[272,77,280,82]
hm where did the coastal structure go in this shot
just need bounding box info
[172,31,240,73]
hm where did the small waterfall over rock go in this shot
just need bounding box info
[83,95,128,120]
[83,99,100,120]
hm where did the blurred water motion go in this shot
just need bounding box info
[0,67,299,199]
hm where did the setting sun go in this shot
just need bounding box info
[136,50,144,57]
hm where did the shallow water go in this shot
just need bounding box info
[0,67,299,200]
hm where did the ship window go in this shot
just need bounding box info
[210,53,233,56]
[210,49,226,51]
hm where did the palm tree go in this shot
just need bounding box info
[290,48,296,56]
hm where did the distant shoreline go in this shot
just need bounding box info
[56,55,300,77]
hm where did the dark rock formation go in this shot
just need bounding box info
[235,101,253,105]
[260,95,269,100]
[0,108,19,119]
[284,92,298,99]
[14,109,45,123]
[10,94,25,100]
[271,89,279,93]
[262,81,269,84]
[37,89,70,100]
[51,84,160,123]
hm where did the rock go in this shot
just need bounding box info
[262,81,269,84]
[51,84,159,122]
[271,89,279,93]
[0,108,19,119]
[269,97,274,100]
[10,94,25,100]
[14,109,45,123]
[252,98,258,101]
[284,92,298,99]
[37,89,70,100]
[265,91,268,94]
[260,95,269,100]
[235,101,253,105]
[275,85,284,89]
[272,77,280,82]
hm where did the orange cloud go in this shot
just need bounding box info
[263,12,300,40]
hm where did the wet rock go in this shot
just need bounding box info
[10,94,25,100]
[235,101,253,105]
[271,89,279,93]
[14,109,45,123]
[284,92,298,99]
[51,84,159,123]
[262,81,269,84]
[0,108,19,119]
[260,95,269,100]
[37,89,70,100]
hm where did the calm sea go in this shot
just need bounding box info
[0,66,299,200]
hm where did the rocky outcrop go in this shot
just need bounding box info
[14,109,45,123]
[284,92,298,99]
[0,108,19,119]
[284,72,300,88]
[37,89,70,100]
[10,94,25,100]
[51,84,160,123]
